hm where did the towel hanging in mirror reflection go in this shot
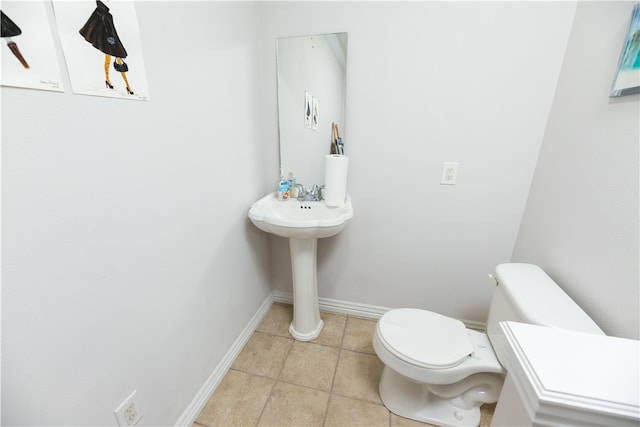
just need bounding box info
[331,122,344,155]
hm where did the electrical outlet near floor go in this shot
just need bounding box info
[441,162,459,185]
[115,391,142,426]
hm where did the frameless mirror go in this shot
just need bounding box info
[276,33,348,187]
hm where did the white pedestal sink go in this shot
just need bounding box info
[248,192,353,341]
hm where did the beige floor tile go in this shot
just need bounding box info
[279,341,340,391]
[480,402,496,427]
[332,350,384,404]
[313,311,347,347]
[194,370,275,427]
[325,394,390,427]
[257,382,329,427]
[342,316,377,354]
[231,332,293,378]
[256,303,293,337]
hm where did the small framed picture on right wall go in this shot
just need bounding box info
[610,3,640,97]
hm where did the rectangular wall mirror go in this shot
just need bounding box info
[276,32,348,187]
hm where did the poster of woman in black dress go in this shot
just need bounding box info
[79,0,133,95]
[52,0,147,100]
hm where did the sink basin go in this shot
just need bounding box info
[248,192,353,239]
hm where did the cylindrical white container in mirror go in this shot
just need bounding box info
[324,154,349,207]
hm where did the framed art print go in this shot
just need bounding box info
[610,3,640,97]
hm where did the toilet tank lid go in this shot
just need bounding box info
[494,264,604,335]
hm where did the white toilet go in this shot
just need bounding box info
[372,263,604,427]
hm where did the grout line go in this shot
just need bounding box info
[254,378,278,427]
[322,313,349,425]
[322,392,333,426]
[339,315,350,349]
[276,339,295,380]
[254,330,297,426]
[330,389,386,407]
[253,329,293,340]
[227,366,281,382]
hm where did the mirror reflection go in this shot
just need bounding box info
[277,33,348,187]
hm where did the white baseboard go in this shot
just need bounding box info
[273,290,485,330]
[174,292,274,427]
[272,290,388,319]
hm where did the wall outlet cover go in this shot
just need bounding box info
[115,390,142,426]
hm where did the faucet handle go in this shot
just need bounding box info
[295,184,308,201]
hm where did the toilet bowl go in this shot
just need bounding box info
[372,263,604,427]
[373,308,504,427]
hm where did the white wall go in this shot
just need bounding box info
[2,2,272,425]
[512,1,639,339]
[261,1,577,324]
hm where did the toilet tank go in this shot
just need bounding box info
[486,263,604,340]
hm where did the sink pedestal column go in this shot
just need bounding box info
[288,238,323,341]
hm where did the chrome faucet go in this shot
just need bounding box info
[296,184,324,201]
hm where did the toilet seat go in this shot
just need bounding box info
[377,308,473,369]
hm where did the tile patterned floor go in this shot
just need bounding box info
[193,303,496,427]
